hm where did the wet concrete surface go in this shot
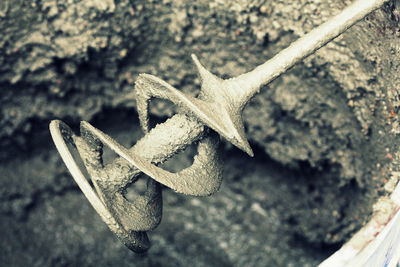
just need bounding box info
[0,110,337,267]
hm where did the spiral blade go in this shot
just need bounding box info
[81,121,223,196]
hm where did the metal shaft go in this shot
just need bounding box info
[234,0,389,104]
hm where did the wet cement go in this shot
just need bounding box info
[0,109,337,266]
[1,0,400,265]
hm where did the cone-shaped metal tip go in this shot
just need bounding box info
[237,141,254,157]
[190,54,254,156]
[191,54,203,71]
[220,112,253,157]
[186,97,253,156]
[191,54,224,97]
[231,135,254,157]
[191,54,208,80]
[229,125,254,157]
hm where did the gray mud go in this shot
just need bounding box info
[1,0,400,266]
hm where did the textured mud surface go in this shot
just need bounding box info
[1,0,400,266]
[0,110,337,266]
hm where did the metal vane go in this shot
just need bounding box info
[50,0,390,256]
